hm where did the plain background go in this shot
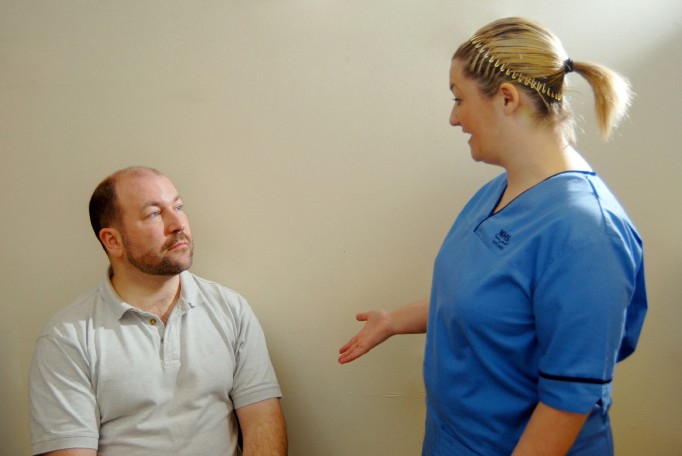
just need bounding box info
[2,1,681,454]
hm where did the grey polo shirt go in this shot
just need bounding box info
[29,270,282,455]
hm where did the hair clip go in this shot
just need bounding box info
[466,37,563,102]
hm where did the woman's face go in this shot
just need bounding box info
[449,59,503,164]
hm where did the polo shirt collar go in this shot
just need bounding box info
[100,268,199,320]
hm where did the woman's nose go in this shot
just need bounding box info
[449,108,460,127]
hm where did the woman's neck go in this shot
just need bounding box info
[495,131,592,212]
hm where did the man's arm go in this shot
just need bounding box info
[235,398,287,456]
[40,450,97,456]
[511,401,589,455]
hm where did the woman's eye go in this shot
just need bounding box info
[453,97,462,105]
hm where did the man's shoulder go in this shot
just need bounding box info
[183,272,250,310]
[39,286,105,337]
[184,271,243,297]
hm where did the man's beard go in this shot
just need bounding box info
[122,231,194,276]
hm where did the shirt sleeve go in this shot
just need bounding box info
[533,233,644,414]
[229,297,282,410]
[29,333,100,454]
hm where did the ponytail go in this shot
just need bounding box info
[572,61,633,140]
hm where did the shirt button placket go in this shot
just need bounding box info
[147,317,165,359]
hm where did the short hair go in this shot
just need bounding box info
[453,17,632,142]
[88,166,162,251]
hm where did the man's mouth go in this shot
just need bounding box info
[166,234,190,251]
[169,241,187,250]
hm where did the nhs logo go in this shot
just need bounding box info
[492,229,511,250]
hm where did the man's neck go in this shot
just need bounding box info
[110,265,183,324]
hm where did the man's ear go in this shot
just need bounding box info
[99,228,124,258]
[498,82,521,114]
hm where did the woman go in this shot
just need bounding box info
[338,17,647,455]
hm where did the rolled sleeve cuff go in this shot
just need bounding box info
[232,385,282,410]
[538,374,610,414]
[32,434,98,455]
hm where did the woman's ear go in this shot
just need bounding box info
[498,82,521,114]
[99,228,124,258]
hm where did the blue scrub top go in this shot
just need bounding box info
[423,171,647,455]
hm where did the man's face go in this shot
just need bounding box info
[115,171,193,276]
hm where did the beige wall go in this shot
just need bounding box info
[2,1,680,454]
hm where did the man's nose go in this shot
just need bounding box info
[165,211,186,233]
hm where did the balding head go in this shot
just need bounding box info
[89,166,163,251]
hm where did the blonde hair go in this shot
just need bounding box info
[453,17,632,141]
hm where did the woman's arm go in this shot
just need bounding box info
[511,401,589,456]
[338,299,428,364]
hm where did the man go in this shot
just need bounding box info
[29,166,287,455]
